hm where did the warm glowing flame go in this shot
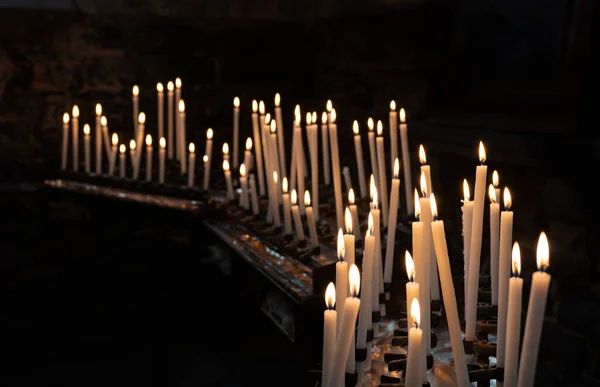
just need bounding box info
[132,85,139,96]
[270,119,276,133]
[479,141,486,163]
[348,188,355,204]
[72,105,79,117]
[259,100,265,115]
[512,242,521,277]
[119,144,126,153]
[245,138,252,151]
[129,139,136,150]
[405,251,415,281]
[273,172,278,184]
[189,142,195,153]
[330,108,336,124]
[419,145,426,165]
[414,189,421,218]
[95,103,102,116]
[393,158,400,179]
[304,190,310,206]
[306,112,312,125]
[369,174,376,200]
[400,108,406,123]
[291,189,297,205]
[138,112,146,124]
[274,93,280,107]
[488,184,496,203]
[252,100,258,113]
[353,121,359,135]
[345,207,352,233]
[222,143,229,154]
[503,187,512,210]
[175,78,181,88]
[390,100,396,111]
[368,212,374,232]
[349,264,360,297]
[430,193,438,219]
[167,81,174,91]
[312,111,317,124]
[463,179,470,202]
[111,133,118,146]
[157,82,163,92]
[322,112,327,125]
[146,134,152,146]
[240,163,246,177]
[326,100,332,112]
[282,177,288,193]
[492,170,499,187]
[536,232,549,271]
[223,160,230,171]
[63,113,69,124]
[83,124,90,135]
[178,100,185,113]
[376,120,383,136]
[410,298,420,328]
[420,171,427,197]
[233,96,240,108]
[100,116,107,126]
[159,137,166,149]
[265,113,271,125]
[207,128,213,140]
[368,117,374,131]
[203,155,208,162]
[337,228,345,261]
[325,282,336,309]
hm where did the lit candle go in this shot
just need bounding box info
[348,189,362,240]
[489,184,500,305]
[129,140,137,179]
[203,129,214,190]
[290,189,304,241]
[132,85,139,137]
[343,207,356,374]
[367,118,379,198]
[251,100,266,196]
[249,174,259,215]
[504,242,523,387]
[134,113,146,179]
[145,135,153,182]
[429,194,471,387]
[72,105,79,172]
[389,101,398,173]
[329,108,343,230]
[243,138,253,172]
[282,178,293,236]
[167,81,174,159]
[328,264,360,387]
[418,173,432,363]
[109,133,118,176]
[95,103,102,174]
[462,180,474,302]
[307,113,320,221]
[274,93,287,177]
[119,144,126,179]
[305,191,318,247]
[101,116,110,163]
[269,120,281,204]
[356,219,374,369]
[233,96,240,168]
[157,83,164,141]
[83,124,91,173]
[263,114,274,218]
[399,108,413,214]
[259,100,271,193]
[370,177,383,323]
[223,160,234,200]
[322,282,337,387]
[175,78,182,161]
[405,251,420,331]
[352,121,368,199]
[290,106,300,191]
[419,145,432,195]
[376,121,388,222]
[517,232,551,387]
[384,158,401,289]
[271,172,281,228]
[178,100,187,174]
[466,141,488,342]
[61,113,69,171]
[188,143,196,187]
[497,188,514,369]
[321,112,331,185]
[222,143,230,164]
[158,137,166,184]
[294,110,306,215]
[239,164,248,209]
[405,298,423,387]
[492,170,501,205]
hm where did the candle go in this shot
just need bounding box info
[274,93,287,177]
[429,194,471,387]
[83,124,91,173]
[504,242,523,387]
[517,233,551,387]
[222,143,230,164]
[203,129,214,190]
[462,180,474,302]
[271,172,281,228]
[251,100,266,196]
[465,141,488,341]
[101,116,110,163]
[146,135,153,182]
[399,108,413,214]
[243,138,253,172]
[134,112,146,179]
[290,106,300,191]
[489,184,500,305]
[233,96,240,168]
[419,145,433,195]
[348,189,362,240]
[356,219,374,357]
[129,139,137,179]
[342,167,352,195]
[370,177,383,322]
[259,101,271,190]
[321,112,331,185]
[158,137,166,184]
[269,120,282,204]
[263,114,274,218]
[366,118,379,197]
[384,158,401,288]
[95,103,102,175]
[290,189,304,241]
[405,299,423,387]
[72,105,79,172]
[352,121,368,199]
[157,83,164,141]
[322,282,337,387]
[405,251,420,331]
[188,143,196,187]
[119,144,126,178]
[61,113,69,171]
[497,188,514,369]
[175,78,182,161]
[223,160,234,200]
[307,113,319,221]
[294,111,306,215]
[282,178,293,235]
[389,101,398,173]
[167,81,174,159]
[109,133,118,176]
[492,170,501,204]
[343,208,356,374]
[132,85,139,137]
[249,174,259,215]
[178,100,187,174]
[239,164,249,209]
[327,264,360,387]
[329,109,343,230]
[305,191,318,247]
[418,173,432,361]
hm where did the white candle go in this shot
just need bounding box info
[429,194,471,387]
[61,113,69,171]
[328,264,360,387]
[222,143,230,164]
[405,298,423,387]
[352,121,368,199]
[101,116,110,163]
[269,120,282,204]
[399,108,413,214]
[342,167,352,195]
[175,78,182,161]
[290,106,300,191]
[158,137,166,184]
[493,170,501,206]
[134,113,146,179]
[343,208,356,374]
[348,189,362,240]
[259,101,271,191]
[307,113,319,221]
[282,178,293,235]
[489,184,500,305]
[462,180,474,303]
[504,242,523,387]
[130,140,137,179]
[119,144,126,178]
[132,85,139,138]
[412,189,423,327]
[83,124,91,173]
[271,172,281,228]
[157,83,164,141]
[72,105,79,172]
[384,158,401,286]
[178,100,187,174]
[329,109,343,230]
[251,101,266,196]
[146,135,153,182]
[357,219,374,351]
[370,178,383,320]
[167,81,174,159]
[203,129,214,190]
[239,164,248,209]
[233,96,240,168]
[517,233,551,387]
[389,101,398,173]
[188,143,196,187]
[418,173,432,360]
[419,145,440,302]
[305,191,318,247]
[243,138,253,172]
[418,145,433,196]
[295,112,306,215]
[366,118,379,197]
[109,133,118,176]
[274,93,287,177]
[497,188,514,368]
[263,114,274,218]
[404,251,420,330]
[249,174,259,215]
[223,160,234,200]
[290,189,304,241]
[321,112,331,185]
[95,103,102,174]
[466,141,488,341]
[323,282,337,387]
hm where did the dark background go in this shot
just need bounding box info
[0,1,598,386]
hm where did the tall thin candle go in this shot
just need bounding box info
[335,229,347,333]
[95,103,102,174]
[203,129,214,190]
[119,144,126,179]
[178,100,187,174]
[222,143,230,164]
[223,160,234,200]
[367,118,379,197]
[329,109,343,230]
[271,172,281,228]
[134,113,146,179]
[404,251,419,331]
[188,143,196,187]
[83,124,91,173]
[418,173,432,364]
[399,108,413,214]
[251,100,266,196]
[307,113,319,221]
[384,158,401,289]
[348,189,362,240]
[72,105,79,172]
[129,140,137,179]
[343,208,356,374]
[352,121,367,198]
[243,138,253,172]
[282,178,293,236]
[158,137,166,184]
[322,283,337,387]
[419,145,440,302]
[61,113,69,171]
[489,184,500,305]
[305,191,318,247]
[101,116,110,162]
[167,81,174,159]
[132,85,139,137]
[109,133,118,176]
[462,180,474,302]
[389,101,398,172]
[321,112,331,185]
[405,299,423,387]
[233,96,240,168]
[157,83,164,141]
[274,93,286,176]
[239,164,248,209]
[504,242,523,387]
[356,219,374,369]
[146,135,153,182]
[497,188,514,369]
[175,78,182,161]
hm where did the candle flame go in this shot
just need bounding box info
[252,100,258,113]
[419,145,426,165]
[207,128,213,140]
[353,120,359,134]
[512,242,521,277]
[63,113,70,124]
[345,207,353,234]
[348,188,355,204]
[157,82,163,92]
[203,155,208,163]
[222,142,229,154]
[270,119,276,133]
[326,100,332,112]
[132,85,139,96]
[312,111,317,124]
[112,133,118,146]
[420,171,427,197]
[274,93,280,107]
[304,190,310,206]
[119,144,126,154]
[72,105,79,118]
[178,100,185,113]
[175,78,181,88]
[393,158,400,179]
[337,228,345,261]
[291,189,297,205]
[282,177,288,193]
[330,108,336,124]
[503,187,512,210]
[536,232,549,271]
[101,116,107,126]
[138,112,146,125]
[83,124,90,135]
[369,174,376,200]
[322,112,327,125]
[410,298,420,328]
[492,170,499,187]
[167,81,174,91]
[159,137,166,149]
[325,282,336,309]
[390,100,396,111]
[265,113,271,125]
[223,160,230,171]
[306,112,312,125]
[400,108,406,123]
[95,103,102,116]
[349,264,360,297]
[233,96,240,108]
[259,100,265,115]
[129,139,136,150]
[376,120,383,136]
[463,179,470,202]
[146,134,152,146]
[245,138,252,150]
[479,141,486,163]
[240,163,246,177]
[368,211,374,232]
[189,142,195,153]
[368,117,374,131]
[430,193,438,219]
[488,184,496,203]
[273,172,278,184]
[405,251,415,281]
[414,189,421,218]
